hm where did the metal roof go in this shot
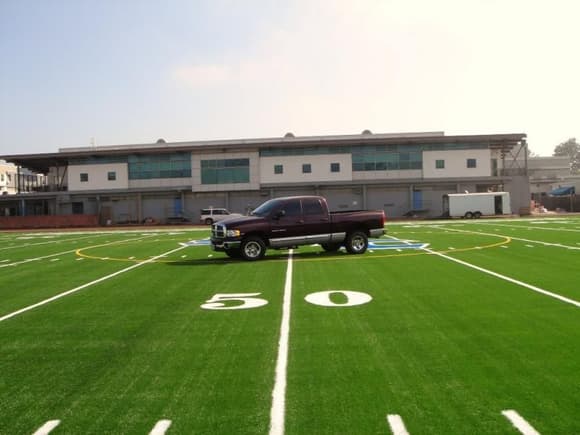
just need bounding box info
[1,132,526,173]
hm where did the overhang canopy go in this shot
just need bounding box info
[549,186,575,196]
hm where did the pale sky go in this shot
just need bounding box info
[1,0,578,157]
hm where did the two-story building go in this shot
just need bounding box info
[0,131,528,223]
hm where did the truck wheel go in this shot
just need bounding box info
[241,236,266,261]
[345,231,368,255]
[225,249,242,259]
[473,211,482,219]
[464,211,473,219]
[321,242,341,252]
[205,218,213,225]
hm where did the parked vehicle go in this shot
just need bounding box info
[200,208,243,225]
[443,192,511,218]
[210,195,386,261]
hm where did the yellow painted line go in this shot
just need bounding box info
[75,235,512,264]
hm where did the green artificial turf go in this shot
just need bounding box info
[0,220,579,434]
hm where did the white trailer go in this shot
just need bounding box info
[443,192,511,218]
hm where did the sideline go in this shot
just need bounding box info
[430,225,580,250]
[269,249,294,435]
[422,246,580,308]
[0,245,187,323]
[0,234,104,252]
[0,235,156,269]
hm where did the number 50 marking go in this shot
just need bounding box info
[201,291,371,311]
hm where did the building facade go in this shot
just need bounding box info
[0,131,529,222]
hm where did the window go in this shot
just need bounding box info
[302,164,312,173]
[201,158,250,184]
[0,174,4,182]
[435,159,445,169]
[280,201,301,217]
[274,164,283,174]
[107,171,116,181]
[330,163,340,173]
[303,198,324,215]
[467,158,477,168]
[80,173,88,182]
[128,153,191,180]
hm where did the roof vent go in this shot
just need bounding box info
[156,138,166,144]
[361,129,373,135]
[284,132,295,138]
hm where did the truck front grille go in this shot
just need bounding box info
[212,223,226,238]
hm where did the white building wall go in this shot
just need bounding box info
[423,149,491,178]
[260,154,352,184]
[128,178,192,189]
[193,151,260,192]
[68,163,129,191]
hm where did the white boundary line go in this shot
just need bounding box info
[0,234,101,251]
[386,414,410,435]
[422,247,580,308]
[0,235,155,269]
[501,410,541,435]
[269,249,294,435]
[480,222,580,233]
[0,245,187,323]
[149,419,172,434]
[430,226,580,250]
[32,420,61,435]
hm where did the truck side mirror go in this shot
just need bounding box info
[273,209,286,220]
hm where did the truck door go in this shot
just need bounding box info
[301,197,331,243]
[270,199,304,247]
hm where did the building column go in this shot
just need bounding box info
[362,185,367,209]
[137,193,142,223]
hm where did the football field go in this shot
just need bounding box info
[0,217,579,434]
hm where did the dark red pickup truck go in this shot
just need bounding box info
[210,195,385,260]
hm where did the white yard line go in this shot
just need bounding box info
[386,414,410,435]
[149,419,172,435]
[269,249,294,435]
[422,247,580,308]
[501,410,541,435]
[0,236,154,269]
[0,234,101,251]
[32,420,61,435]
[430,226,580,250]
[480,222,580,233]
[0,245,187,323]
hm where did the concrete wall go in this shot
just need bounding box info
[352,169,422,181]
[68,163,129,191]
[423,149,491,178]
[260,154,352,184]
[0,214,98,229]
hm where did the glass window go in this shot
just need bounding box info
[274,164,283,174]
[80,173,88,182]
[281,201,302,217]
[436,160,445,169]
[330,163,340,172]
[201,158,250,184]
[128,153,191,179]
[303,198,324,215]
[302,164,312,173]
[107,171,116,180]
[467,158,477,168]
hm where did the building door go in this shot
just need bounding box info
[412,190,423,210]
[494,195,503,214]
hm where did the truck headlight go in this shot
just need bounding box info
[226,229,241,237]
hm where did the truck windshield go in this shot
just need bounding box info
[251,199,282,217]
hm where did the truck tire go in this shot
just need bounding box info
[225,249,242,259]
[345,230,368,255]
[464,211,473,219]
[321,242,341,252]
[205,218,213,225]
[473,211,482,219]
[240,236,266,261]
